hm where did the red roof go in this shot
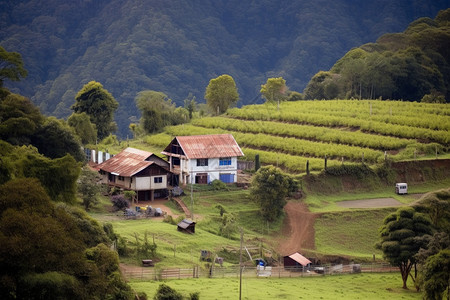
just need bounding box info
[163,134,244,159]
[288,253,312,266]
[97,147,156,177]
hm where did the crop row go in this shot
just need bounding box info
[143,132,343,173]
[241,148,342,173]
[163,125,384,163]
[226,107,450,144]
[265,100,450,117]
[192,117,414,150]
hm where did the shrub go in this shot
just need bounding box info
[153,284,183,300]
[211,179,228,190]
[111,194,130,211]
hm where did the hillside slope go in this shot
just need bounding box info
[2,0,449,136]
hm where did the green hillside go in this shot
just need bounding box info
[1,0,448,136]
[132,100,450,174]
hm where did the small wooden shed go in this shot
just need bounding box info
[177,219,196,234]
[284,252,312,269]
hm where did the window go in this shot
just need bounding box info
[197,158,208,166]
[219,157,232,166]
[154,177,163,183]
[118,176,124,181]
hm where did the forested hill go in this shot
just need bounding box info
[1,0,449,137]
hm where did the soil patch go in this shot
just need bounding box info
[277,201,318,256]
[134,199,179,217]
[336,198,403,208]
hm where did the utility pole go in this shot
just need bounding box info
[239,228,243,300]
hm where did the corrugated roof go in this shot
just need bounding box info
[97,147,155,177]
[288,252,312,266]
[165,134,244,159]
[177,219,195,229]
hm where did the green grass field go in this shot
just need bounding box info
[129,273,421,299]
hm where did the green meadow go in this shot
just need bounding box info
[129,273,421,299]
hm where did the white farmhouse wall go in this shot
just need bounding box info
[135,177,151,190]
[134,175,167,190]
[186,157,239,184]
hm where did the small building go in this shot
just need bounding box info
[161,134,244,185]
[97,147,170,201]
[177,219,196,233]
[395,183,408,194]
[284,252,312,270]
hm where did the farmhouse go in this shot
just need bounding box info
[161,134,244,185]
[96,147,170,201]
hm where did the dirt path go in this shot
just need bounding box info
[336,198,403,208]
[277,201,317,256]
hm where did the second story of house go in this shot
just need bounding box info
[161,134,244,174]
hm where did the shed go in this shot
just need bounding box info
[284,252,312,269]
[177,219,196,233]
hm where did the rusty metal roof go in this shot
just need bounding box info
[97,147,155,177]
[163,134,244,159]
[287,252,312,266]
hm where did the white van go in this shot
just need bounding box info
[395,183,408,194]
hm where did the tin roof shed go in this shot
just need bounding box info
[284,252,312,267]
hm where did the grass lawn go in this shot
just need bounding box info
[304,178,450,212]
[314,208,396,260]
[110,218,241,267]
[129,273,422,300]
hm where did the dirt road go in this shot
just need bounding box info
[277,201,317,256]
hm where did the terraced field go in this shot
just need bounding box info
[144,100,450,173]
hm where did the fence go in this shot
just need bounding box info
[121,263,398,281]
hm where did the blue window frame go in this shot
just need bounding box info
[219,157,232,166]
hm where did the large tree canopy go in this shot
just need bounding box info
[0,46,27,87]
[250,166,296,222]
[0,178,132,299]
[135,90,187,134]
[260,77,287,104]
[72,81,118,140]
[205,74,239,115]
[377,207,433,289]
[304,8,450,101]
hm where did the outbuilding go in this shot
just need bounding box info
[283,252,312,271]
[177,219,196,234]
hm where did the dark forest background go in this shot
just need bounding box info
[1,0,449,136]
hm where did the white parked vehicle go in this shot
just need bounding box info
[395,183,408,194]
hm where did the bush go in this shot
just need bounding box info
[111,194,130,211]
[153,284,183,300]
[211,179,228,190]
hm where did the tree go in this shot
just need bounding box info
[184,93,197,119]
[421,89,446,103]
[0,92,43,145]
[422,249,450,300]
[0,46,27,87]
[135,90,179,133]
[68,112,97,145]
[78,166,101,211]
[250,166,292,222]
[0,178,133,299]
[377,207,433,289]
[72,81,118,140]
[31,117,85,162]
[260,77,287,107]
[205,74,239,115]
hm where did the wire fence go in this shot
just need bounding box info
[121,263,398,281]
